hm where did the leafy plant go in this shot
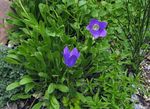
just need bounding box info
[5,0,143,108]
[0,45,25,108]
[117,0,150,73]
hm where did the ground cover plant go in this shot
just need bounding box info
[4,0,149,108]
[0,45,25,108]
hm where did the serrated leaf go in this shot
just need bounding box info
[6,81,20,91]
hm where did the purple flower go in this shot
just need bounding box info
[63,46,80,67]
[86,19,108,39]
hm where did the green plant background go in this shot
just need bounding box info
[0,45,25,108]
[3,0,149,109]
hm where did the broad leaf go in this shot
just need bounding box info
[48,83,56,94]
[6,81,20,91]
[20,75,33,85]
[32,102,43,109]
[56,84,69,93]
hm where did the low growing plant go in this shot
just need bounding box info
[6,0,142,108]
[117,0,150,74]
[0,45,25,108]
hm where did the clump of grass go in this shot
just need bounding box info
[118,0,150,74]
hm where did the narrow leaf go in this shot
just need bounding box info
[6,82,20,91]
[11,93,31,101]
[32,102,43,109]
[25,83,35,93]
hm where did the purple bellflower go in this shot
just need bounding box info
[86,19,107,39]
[63,46,80,67]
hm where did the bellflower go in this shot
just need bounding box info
[63,46,80,67]
[86,19,107,39]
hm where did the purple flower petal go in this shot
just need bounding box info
[89,19,100,26]
[67,55,77,67]
[63,46,70,65]
[98,21,107,29]
[63,46,70,55]
[63,46,70,58]
[90,29,101,39]
[86,25,90,30]
[63,46,80,67]
[99,29,107,37]
[86,19,99,30]
[70,48,80,58]
[86,19,108,38]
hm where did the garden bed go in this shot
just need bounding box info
[0,0,150,109]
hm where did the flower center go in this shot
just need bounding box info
[93,24,99,30]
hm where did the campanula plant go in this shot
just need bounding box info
[5,0,142,109]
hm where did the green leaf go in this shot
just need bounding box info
[93,90,100,102]
[32,102,43,109]
[6,81,20,91]
[50,95,60,109]
[39,3,49,23]
[78,0,86,7]
[33,52,43,61]
[48,83,56,94]
[4,57,19,64]
[56,84,69,93]
[7,54,20,60]
[38,72,48,78]
[77,92,86,103]
[44,90,49,99]
[46,27,56,37]
[11,93,31,101]
[101,1,107,6]
[91,10,99,18]
[32,52,46,70]
[62,0,67,3]
[62,97,69,107]
[25,83,35,93]
[20,75,33,85]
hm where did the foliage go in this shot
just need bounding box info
[118,0,150,73]
[5,0,144,108]
[0,45,25,108]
